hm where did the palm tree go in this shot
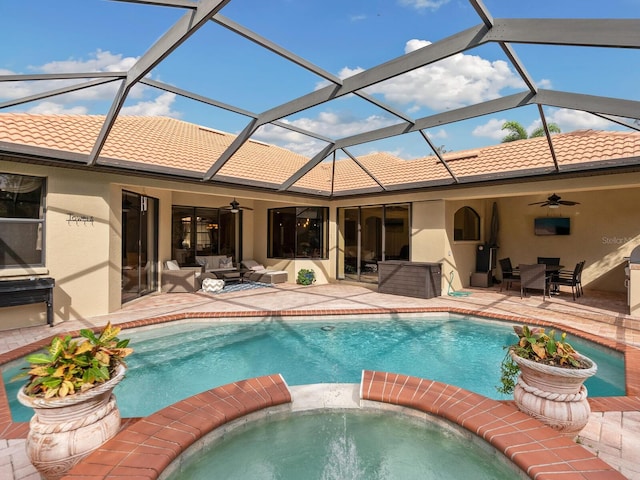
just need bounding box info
[530,123,561,138]
[501,121,560,143]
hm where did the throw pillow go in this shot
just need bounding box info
[202,278,225,293]
[165,260,180,270]
[219,257,233,269]
[195,257,207,268]
[250,264,265,271]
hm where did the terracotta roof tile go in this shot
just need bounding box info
[1,114,639,194]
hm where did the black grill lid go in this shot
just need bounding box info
[630,245,640,264]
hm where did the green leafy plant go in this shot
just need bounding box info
[497,325,586,395]
[296,268,316,285]
[13,322,133,399]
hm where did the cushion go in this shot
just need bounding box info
[250,265,266,271]
[165,260,180,271]
[201,278,225,293]
[219,257,233,268]
[242,259,260,269]
[195,257,207,268]
[197,255,230,271]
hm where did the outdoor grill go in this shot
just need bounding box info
[0,277,55,327]
[627,246,640,315]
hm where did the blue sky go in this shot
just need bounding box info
[1,0,638,159]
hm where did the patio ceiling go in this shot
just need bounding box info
[1,0,639,198]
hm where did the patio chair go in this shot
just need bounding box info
[537,257,560,266]
[161,260,202,293]
[498,257,520,292]
[576,260,586,296]
[538,256,561,292]
[556,261,585,300]
[519,263,550,299]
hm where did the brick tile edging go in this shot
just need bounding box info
[3,307,639,441]
[61,374,291,480]
[61,369,629,480]
[360,370,626,480]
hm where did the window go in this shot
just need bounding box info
[268,207,328,258]
[453,206,480,241]
[171,206,237,264]
[0,173,45,268]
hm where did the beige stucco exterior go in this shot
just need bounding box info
[3,156,640,330]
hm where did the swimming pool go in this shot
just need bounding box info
[4,314,625,421]
[163,410,521,480]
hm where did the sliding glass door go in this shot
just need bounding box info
[121,191,158,303]
[338,203,410,283]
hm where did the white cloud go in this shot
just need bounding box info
[26,101,88,115]
[368,39,525,111]
[537,78,552,89]
[121,92,180,117]
[472,118,508,141]
[472,108,616,144]
[427,128,448,140]
[547,108,611,130]
[301,38,527,156]
[398,0,451,11]
[253,112,400,157]
[34,50,136,75]
[0,50,170,114]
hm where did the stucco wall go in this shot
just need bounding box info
[493,188,640,293]
[1,162,113,329]
[0,161,266,330]
[3,157,640,330]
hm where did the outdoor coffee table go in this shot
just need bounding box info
[221,271,242,284]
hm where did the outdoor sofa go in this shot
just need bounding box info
[241,260,288,284]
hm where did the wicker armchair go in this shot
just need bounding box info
[161,261,203,293]
[519,263,549,299]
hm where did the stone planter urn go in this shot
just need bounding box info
[17,365,126,480]
[511,352,597,436]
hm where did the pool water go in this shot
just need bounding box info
[165,411,520,480]
[4,316,625,421]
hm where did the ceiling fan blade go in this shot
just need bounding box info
[528,201,548,206]
[558,200,580,205]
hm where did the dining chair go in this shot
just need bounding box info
[577,260,586,296]
[498,257,520,292]
[519,263,549,299]
[537,257,560,266]
[556,261,585,300]
[537,257,561,292]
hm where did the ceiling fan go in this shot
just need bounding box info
[528,193,580,209]
[219,198,253,213]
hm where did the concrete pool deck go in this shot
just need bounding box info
[1,282,639,479]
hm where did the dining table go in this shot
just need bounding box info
[543,264,564,294]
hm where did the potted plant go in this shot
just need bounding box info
[497,325,597,436]
[13,322,133,480]
[297,268,316,285]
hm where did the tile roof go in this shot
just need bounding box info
[1,113,639,196]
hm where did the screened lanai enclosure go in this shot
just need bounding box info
[0,0,638,196]
[1,1,639,303]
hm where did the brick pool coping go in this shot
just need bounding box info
[361,370,626,480]
[58,370,626,480]
[1,307,639,478]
